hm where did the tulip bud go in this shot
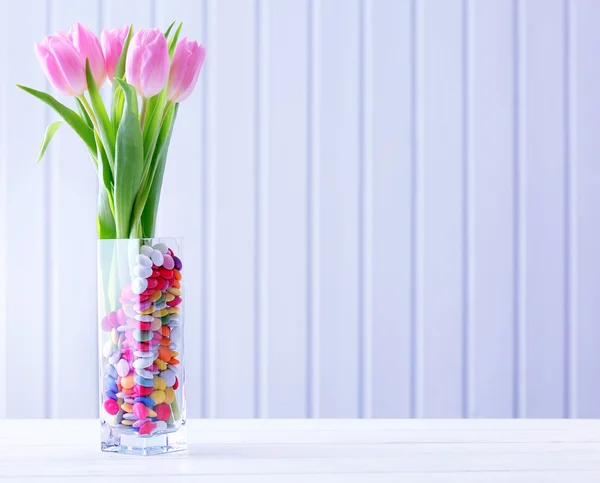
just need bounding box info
[69,22,107,88]
[126,28,170,98]
[101,26,130,82]
[167,38,206,103]
[34,35,87,96]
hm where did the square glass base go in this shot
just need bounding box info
[101,422,187,456]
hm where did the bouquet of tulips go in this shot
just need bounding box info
[18,21,205,239]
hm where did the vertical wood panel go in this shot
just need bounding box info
[264,0,309,418]
[211,0,257,418]
[469,0,516,417]
[103,0,153,29]
[47,0,101,418]
[154,0,206,419]
[3,0,48,417]
[521,0,568,418]
[418,0,465,418]
[316,0,361,418]
[571,0,600,418]
[368,0,413,418]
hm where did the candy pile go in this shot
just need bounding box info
[100,242,183,436]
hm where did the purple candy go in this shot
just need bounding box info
[134,300,152,312]
[173,256,182,271]
[132,418,150,428]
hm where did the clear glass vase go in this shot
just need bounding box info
[98,238,186,455]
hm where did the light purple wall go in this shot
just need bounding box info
[1,0,599,418]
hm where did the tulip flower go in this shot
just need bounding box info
[167,38,206,103]
[101,26,130,82]
[69,22,107,87]
[34,35,87,96]
[126,28,170,98]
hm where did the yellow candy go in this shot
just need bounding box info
[152,308,169,318]
[155,359,167,370]
[121,420,134,426]
[150,390,166,405]
[164,293,175,302]
[171,351,179,358]
[148,290,162,302]
[153,377,166,391]
[148,409,157,418]
[121,375,135,389]
[167,307,180,315]
[121,403,133,413]
[167,287,182,297]
[138,307,155,315]
[164,387,175,405]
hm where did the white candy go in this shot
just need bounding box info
[135,368,154,379]
[151,318,162,331]
[108,351,121,365]
[116,358,130,377]
[153,242,168,254]
[135,314,154,322]
[167,319,179,327]
[153,302,167,311]
[170,327,181,344]
[133,265,152,278]
[132,277,148,295]
[133,358,154,369]
[161,369,176,387]
[136,254,153,268]
[155,421,167,430]
[168,364,180,375]
[117,325,130,332]
[134,351,157,358]
[140,245,154,257]
[169,343,178,351]
[150,249,164,267]
[103,341,114,358]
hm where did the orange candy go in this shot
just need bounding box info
[121,374,135,389]
[173,280,181,289]
[148,290,162,302]
[173,269,182,281]
[158,346,172,362]
[169,358,180,365]
[160,337,171,346]
[160,326,170,337]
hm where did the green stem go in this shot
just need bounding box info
[140,97,149,129]
[78,96,100,134]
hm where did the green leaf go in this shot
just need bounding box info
[113,79,144,238]
[142,89,167,165]
[17,84,96,153]
[164,21,176,39]
[36,121,62,163]
[111,84,125,131]
[86,60,115,167]
[140,104,179,237]
[113,25,133,85]
[97,185,117,239]
[168,22,183,58]
[95,131,114,204]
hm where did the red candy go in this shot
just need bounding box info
[159,268,173,279]
[138,421,157,435]
[167,248,174,256]
[104,399,119,415]
[135,342,152,352]
[167,297,182,307]
[154,403,171,421]
[139,322,152,331]
[173,377,179,390]
[151,269,161,278]
[147,278,158,289]
[141,287,156,297]
[133,385,154,397]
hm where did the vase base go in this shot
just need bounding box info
[101,423,187,455]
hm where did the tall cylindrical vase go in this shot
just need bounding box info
[98,238,186,455]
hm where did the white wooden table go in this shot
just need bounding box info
[1,419,600,482]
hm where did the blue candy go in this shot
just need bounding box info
[134,374,154,387]
[105,375,118,393]
[105,389,117,401]
[134,396,155,407]
[106,364,117,379]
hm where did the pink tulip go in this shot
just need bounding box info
[101,26,130,82]
[34,35,87,96]
[126,28,170,98]
[69,22,106,87]
[167,38,206,103]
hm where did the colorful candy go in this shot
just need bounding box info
[101,242,184,438]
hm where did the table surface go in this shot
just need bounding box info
[1,419,600,482]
